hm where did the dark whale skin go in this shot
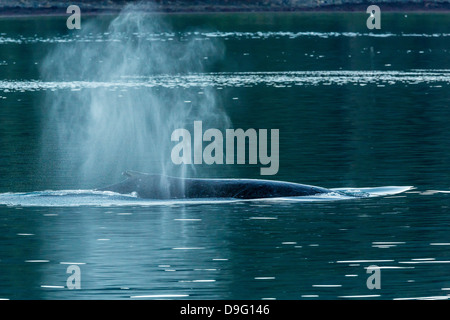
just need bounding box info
[99,171,332,200]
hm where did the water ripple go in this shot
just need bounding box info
[1,70,449,93]
[1,31,450,44]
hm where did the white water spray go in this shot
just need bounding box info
[40,4,230,188]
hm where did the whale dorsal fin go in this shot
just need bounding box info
[122,170,148,178]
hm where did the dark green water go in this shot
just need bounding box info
[0,12,450,300]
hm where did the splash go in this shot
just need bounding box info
[40,4,230,188]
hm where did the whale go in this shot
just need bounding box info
[99,171,334,199]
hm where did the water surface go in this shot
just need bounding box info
[0,12,450,300]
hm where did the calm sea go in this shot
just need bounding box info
[0,12,449,299]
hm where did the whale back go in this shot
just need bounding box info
[99,171,331,199]
[183,178,330,199]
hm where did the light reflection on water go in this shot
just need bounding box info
[1,70,449,92]
[1,30,450,45]
[1,189,450,300]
